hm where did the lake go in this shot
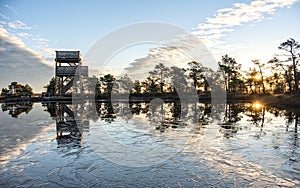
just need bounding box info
[0,101,299,187]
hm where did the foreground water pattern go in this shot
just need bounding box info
[0,102,299,187]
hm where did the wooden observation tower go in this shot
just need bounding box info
[55,51,88,96]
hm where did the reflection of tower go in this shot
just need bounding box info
[54,51,88,96]
[55,102,89,148]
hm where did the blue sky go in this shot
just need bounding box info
[0,0,300,92]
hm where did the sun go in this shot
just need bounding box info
[253,101,263,109]
[254,74,261,80]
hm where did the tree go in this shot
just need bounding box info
[278,38,300,95]
[24,84,33,93]
[245,68,259,94]
[2,82,33,97]
[187,61,208,93]
[100,74,116,94]
[95,78,102,96]
[117,74,133,94]
[268,57,293,94]
[44,77,55,96]
[1,88,9,96]
[170,66,187,94]
[132,80,142,94]
[252,60,266,94]
[271,73,285,94]
[188,61,202,90]
[85,76,98,94]
[218,55,242,93]
[149,63,169,93]
[142,76,159,94]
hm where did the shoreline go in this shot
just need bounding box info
[0,93,299,105]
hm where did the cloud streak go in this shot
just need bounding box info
[194,0,299,52]
[123,33,215,81]
[0,6,56,65]
[3,4,17,14]
[0,7,81,92]
[120,0,300,81]
[196,0,298,32]
[8,20,32,30]
[0,27,53,93]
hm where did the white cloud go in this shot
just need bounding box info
[0,27,53,93]
[1,11,55,67]
[194,0,300,49]
[0,27,26,48]
[0,13,9,20]
[4,4,17,14]
[189,0,300,65]
[124,34,215,81]
[119,0,299,81]
[33,37,50,43]
[17,32,31,39]
[8,20,31,30]
[0,20,6,26]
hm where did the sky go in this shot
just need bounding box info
[0,0,300,92]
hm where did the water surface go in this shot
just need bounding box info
[0,101,299,187]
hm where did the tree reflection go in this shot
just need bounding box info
[40,101,299,142]
[1,102,33,118]
[195,103,211,126]
[131,103,142,115]
[245,102,265,127]
[149,99,166,132]
[42,102,56,118]
[285,112,299,133]
[96,102,116,123]
[283,113,299,166]
[244,102,267,139]
[113,102,133,123]
[171,102,181,124]
[219,103,244,138]
[295,115,298,133]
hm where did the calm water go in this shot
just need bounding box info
[0,101,299,187]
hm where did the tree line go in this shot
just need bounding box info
[1,82,33,97]
[41,38,299,97]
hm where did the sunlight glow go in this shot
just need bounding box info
[253,101,263,109]
[254,74,261,81]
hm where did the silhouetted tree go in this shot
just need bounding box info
[170,66,187,94]
[278,38,300,95]
[44,78,56,96]
[132,80,142,94]
[149,63,169,93]
[2,82,33,97]
[268,57,293,94]
[252,60,266,94]
[1,88,9,96]
[117,74,133,94]
[245,68,260,94]
[218,55,242,93]
[187,61,204,92]
[100,74,116,94]
[85,76,98,94]
[142,76,159,94]
[1,102,33,118]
